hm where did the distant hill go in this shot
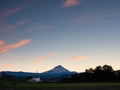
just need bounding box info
[0,65,77,81]
[0,71,36,77]
[39,65,76,80]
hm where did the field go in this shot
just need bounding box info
[0,81,120,90]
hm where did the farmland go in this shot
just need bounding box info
[0,81,120,90]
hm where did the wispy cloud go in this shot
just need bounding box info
[0,19,27,33]
[2,63,14,68]
[73,12,120,24]
[39,53,56,60]
[26,23,53,32]
[65,56,88,60]
[32,60,41,65]
[0,50,6,53]
[0,0,38,17]
[73,14,98,24]
[0,18,3,23]
[0,25,15,32]
[0,39,31,53]
[30,53,56,65]
[16,19,27,26]
[0,7,23,17]
[12,55,20,59]
[63,0,81,7]
[0,40,4,46]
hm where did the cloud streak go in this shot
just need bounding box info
[73,12,120,24]
[2,63,14,68]
[0,7,23,17]
[0,40,4,46]
[17,19,27,26]
[0,18,3,23]
[0,25,15,32]
[26,23,53,32]
[32,60,41,65]
[74,14,91,23]
[63,0,81,7]
[0,0,38,17]
[39,53,56,60]
[0,39,31,53]
[65,56,88,60]
[0,19,27,33]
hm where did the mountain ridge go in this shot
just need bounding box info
[0,65,77,80]
[42,65,70,74]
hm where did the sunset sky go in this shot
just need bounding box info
[0,0,120,73]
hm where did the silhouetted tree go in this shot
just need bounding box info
[85,68,94,74]
[94,65,114,81]
[63,65,116,82]
[103,65,114,81]
[103,65,113,72]
[85,68,94,81]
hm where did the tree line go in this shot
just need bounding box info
[62,65,120,82]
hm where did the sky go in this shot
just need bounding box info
[0,0,120,73]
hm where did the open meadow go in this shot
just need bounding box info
[0,81,120,90]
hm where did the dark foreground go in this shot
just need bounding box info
[0,81,120,90]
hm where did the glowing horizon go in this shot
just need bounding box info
[0,0,120,73]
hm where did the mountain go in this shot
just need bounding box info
[42,65,70,73]
[0,65,77,81]
[0,71,36,78]
[39,65,76,80]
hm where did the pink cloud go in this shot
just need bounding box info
[0,50,6,53]
[32,60,41,65]
[2,63,14,68]
[0,25,15,32]
[65,56,88,60]
[0,40,4,46]
[17,20,26,26]
[73,14,109,24]
[39,56,48,59]
[0,18,3,23]
[47,53,56,57]
[63,0,81,7]
[73,12,118,24]
[0,1,40,17]
[12,55,20,59]
[73,14,95,23]
[0,7,23,17]
[26,23,53,32]
[0,39,31,53]
[39,53,56,60]
[0,19,27,33]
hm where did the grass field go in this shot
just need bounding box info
[0,81,120,90]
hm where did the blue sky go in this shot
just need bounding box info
[0,0,120,72]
